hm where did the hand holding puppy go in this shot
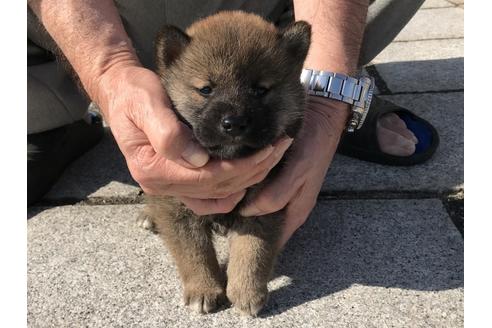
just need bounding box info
[241,97,351,248]
[95,65,292,215]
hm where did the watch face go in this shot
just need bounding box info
[365,78,375,109]
[354,76,375,130]
[364,77,374,111]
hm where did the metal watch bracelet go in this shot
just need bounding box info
[300,69,375,132]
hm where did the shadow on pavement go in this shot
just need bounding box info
[261,200,463,316]
[37,128,140,204]
[372,57,464,93]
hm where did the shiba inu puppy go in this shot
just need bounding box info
[140,11,310,316]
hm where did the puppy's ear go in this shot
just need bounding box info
[279,21,312,65]
[155,25,191,71]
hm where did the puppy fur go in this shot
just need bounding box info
[140,11,311,316]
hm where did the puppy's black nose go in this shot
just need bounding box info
[221,115,250,136]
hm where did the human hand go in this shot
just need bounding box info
[240,97,350,248]
[95,64,293,215]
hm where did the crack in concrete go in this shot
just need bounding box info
[34,189,464,206]
[32,189,465,236]
[36,195,145,207]
[317,189,461,200]
[444,0,464,8]
[388,89,464,96]
[392,37,463,43]
[421,7,455,10]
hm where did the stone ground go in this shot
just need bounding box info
[28,1,464,327]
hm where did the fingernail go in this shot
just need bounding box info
[274,138,293,157]
[240,204,262,217]
[182,142,209,167]
[254,145,274,164]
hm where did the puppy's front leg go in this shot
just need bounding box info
[151,199,226,314]
[226,214,282,316]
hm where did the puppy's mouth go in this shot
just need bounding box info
[196,136,274,160]
[191,122,281,159]
[206,141,266,160]
[206,144,257,159]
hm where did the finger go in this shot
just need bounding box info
[132,83,209,167]
[278,184,318,249]
[153,168,269,199]
[148,147,282,198]
[178,190,247,216]
[241,168,271,188]
[200,138,293,184]
[210,170,270,198]
[237,137,293,171]
[213,143,288,194]
[239,167,303,217]
[146,111,209,168]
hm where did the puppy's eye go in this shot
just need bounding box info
[198,86,212,96]
[252,86,269,97]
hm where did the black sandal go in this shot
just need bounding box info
[336,96,439,166]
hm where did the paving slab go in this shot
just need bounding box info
[28,199,463,327]
[372,39,463,93]
[44,128,140,202]
[323,92,463,193]
[395,7,463,41]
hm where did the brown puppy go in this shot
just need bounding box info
[140,11,310,316]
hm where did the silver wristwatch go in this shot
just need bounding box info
[300,69,375,132]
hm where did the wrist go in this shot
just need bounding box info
[303,50,357,76]
[306,96,351,136]
[88,54,143,123]
[84,44,141,102]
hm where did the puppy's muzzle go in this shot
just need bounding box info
[221,115,251,137]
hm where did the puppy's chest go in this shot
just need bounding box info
[206,186,262,235]
[206,167,278,235]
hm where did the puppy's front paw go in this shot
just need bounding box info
[184,286,226,314]
[227,284,268,317]
[136,212,156,231]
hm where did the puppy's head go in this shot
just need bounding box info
[155,11,311,159]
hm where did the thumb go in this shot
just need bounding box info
[140,98,209,168]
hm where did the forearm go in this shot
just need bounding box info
[294,0,369,74]
[28,0,140,109]
[294,0,370,132]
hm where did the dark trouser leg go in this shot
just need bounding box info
[111,0,290,69]
[27,14,103,205]
[27,8,90,134]
[360,0,425,66]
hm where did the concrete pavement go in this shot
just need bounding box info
[28,1,464,327]
[28,200,463,327]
